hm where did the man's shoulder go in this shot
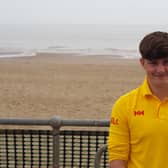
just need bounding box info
[120,86,140,100]
[114,86,141,106]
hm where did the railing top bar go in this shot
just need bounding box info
[0,118,49,126]
[61,119,110,127]
[0,116,110,127]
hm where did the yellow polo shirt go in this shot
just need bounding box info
[108,79,168,168]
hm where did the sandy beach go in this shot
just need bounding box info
[0,53,145,121]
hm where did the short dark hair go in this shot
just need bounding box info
[139,31,168,60]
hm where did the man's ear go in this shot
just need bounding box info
[139,58,145,67]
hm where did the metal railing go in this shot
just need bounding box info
[94,145,107,168]
[0,116,109,168]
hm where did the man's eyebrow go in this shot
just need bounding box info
[147,59,157,62]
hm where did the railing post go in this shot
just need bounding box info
[94,145,107,168]
[49,116,62,168]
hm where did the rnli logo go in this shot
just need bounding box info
[110,117,119,125]
[134,110,144,116]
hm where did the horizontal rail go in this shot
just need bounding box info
[0,116,110,128]
[62,119,109,127]
[0,118,49,125]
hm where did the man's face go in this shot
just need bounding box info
[140,57,168,87]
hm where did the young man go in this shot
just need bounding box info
[108,31,168,168]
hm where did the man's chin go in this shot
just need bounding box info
[152,79,168,86]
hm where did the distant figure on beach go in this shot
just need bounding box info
[108,31,168,168]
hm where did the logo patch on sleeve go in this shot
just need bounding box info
[111,117,119,125]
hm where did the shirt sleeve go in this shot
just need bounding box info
[108,97,130,162]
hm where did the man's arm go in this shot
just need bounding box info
[108,99,129,168]
[109,160,127,168]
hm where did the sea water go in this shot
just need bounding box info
[0,24,167,58]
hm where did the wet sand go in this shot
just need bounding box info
[0,53,144,121]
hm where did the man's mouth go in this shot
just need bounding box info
[153,74,168,78]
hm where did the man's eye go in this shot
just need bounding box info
[164,60,168,65]
[148,61,157,65]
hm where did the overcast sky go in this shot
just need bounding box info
[0,0,168,24]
